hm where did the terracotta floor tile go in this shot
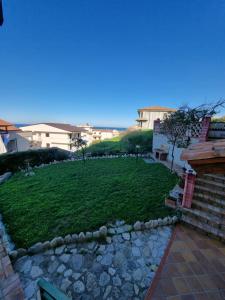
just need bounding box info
[172,277,191,294]
[180,295,195,300]
[207,290,225,300]
[208,274,225,289]
[160,263,181,278]
[188,262,206,275]
[194,239,214,250]
[153,282,166,297]
[166,253,175,264]
[192,250,209,264]
[160,278,178,296]
[171,241,187,252]
[176,263,194,276]
[181,252,196,263]
[193,292,210,300]
[185,276,203,292]
[173,253,186,263]
[211,258,225,272]
[197,274,218,289]
[218,248,225,258]
[146,225,225,300]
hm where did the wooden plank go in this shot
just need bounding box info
[38,278,70,300]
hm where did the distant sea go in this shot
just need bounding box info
[15,124,127,131]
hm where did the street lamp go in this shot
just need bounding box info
[136,145,140,163]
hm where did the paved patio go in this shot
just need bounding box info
[146,224,225,300]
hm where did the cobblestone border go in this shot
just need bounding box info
[9,216,178,261]
[30,154,153,171]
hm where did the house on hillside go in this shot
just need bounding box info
[136,106,176,129]
[20,123,86,151]
[77,124,120,143]
[0,119,31,154]
[92,128,119,141]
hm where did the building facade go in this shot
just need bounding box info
[20,123,85,151]
[136,106,176,129]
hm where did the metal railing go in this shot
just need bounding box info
[38,279,70,300]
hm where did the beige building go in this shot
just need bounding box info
[20,123,86,151]
[92,129,120,141]
[77,124,120,143]
[136,106,176,129]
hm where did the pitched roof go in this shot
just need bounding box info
[0,119,20,132]
[44,123,86,133]
[138,106,176,112]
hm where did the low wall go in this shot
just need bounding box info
[152,133,199,169]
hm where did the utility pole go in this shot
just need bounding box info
[0,0,3,26]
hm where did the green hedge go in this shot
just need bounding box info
[85,130,153,156]
[0,148,70,174]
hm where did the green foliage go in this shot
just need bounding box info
[0,148,70,174]
[121,130,153,153]
[0,158,177,248]
[212,115,225,122]
[85,130,153,156]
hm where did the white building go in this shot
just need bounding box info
[20,123,86,151]
[136,106,176,129]
[0,119,31,154]
[92,129,120,141]
[77,124,120,143]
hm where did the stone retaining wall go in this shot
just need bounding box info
[9,216,178,261]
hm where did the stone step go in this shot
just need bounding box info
[194,184,225,199]
[194,192,225,209]
[204,174,225,185]
[192,199,225,219]
[196,178,225,192]
[181,207,225,230]
[181,214,225,240]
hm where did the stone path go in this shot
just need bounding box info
[14,225,173,299]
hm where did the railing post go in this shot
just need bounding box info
[182,169,196,208]
[199,115,211,142]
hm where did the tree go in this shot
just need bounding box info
[72,137,87,164]
[161,100,225,171]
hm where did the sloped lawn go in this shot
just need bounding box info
[0,158,177,248]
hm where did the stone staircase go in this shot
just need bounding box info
[181,173,225,240]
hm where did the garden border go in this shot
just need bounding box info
[9,216,179,261]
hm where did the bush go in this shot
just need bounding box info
[0,148,70,174]
[84,130,153,156]
[121,130,153,153]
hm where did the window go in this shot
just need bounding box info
[46,143,50,148]
[46,133,50,137]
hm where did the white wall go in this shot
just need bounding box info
[152,132,199,169]
[20,124,78,151]
[8,132,31,152]
[138,111,170,129]
[0,136,7,154]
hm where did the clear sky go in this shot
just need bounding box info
[1,0,225,127]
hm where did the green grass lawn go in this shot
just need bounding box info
[0,158,177,248]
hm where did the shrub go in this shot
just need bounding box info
[84,130,153,156]
[0,148,70,174]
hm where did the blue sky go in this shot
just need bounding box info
[1,0,225,127]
